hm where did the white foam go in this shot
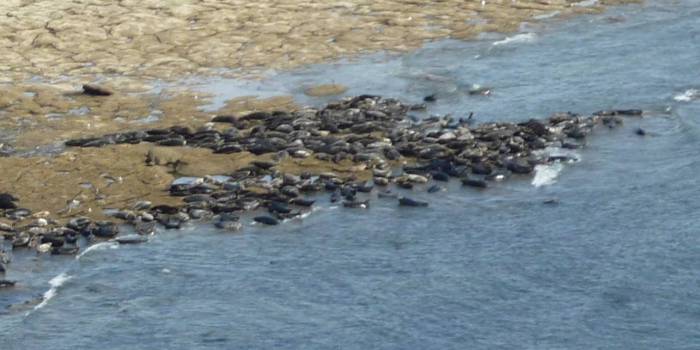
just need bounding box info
[674,89,699,102]
[76,241,119,260]
[493,33,537,46]
[532,163,564,187]
[33,273,71,311]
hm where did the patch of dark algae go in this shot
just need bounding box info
[0,95,642,285]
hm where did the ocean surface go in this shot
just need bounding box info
[3,0,700,348]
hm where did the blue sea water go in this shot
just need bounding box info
[2,0,700,348]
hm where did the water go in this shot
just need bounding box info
[3,0,700,348]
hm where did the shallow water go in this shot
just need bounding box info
[3,0,700,348]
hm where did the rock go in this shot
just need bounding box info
[423,94,437,102]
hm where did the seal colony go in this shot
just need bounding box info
[0,0,643,288]
[0,94,642,284]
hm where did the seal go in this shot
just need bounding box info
[427,185,444,193]
[398,197,429,207]
[269,201,291,214]
[51,246,80,255]
[343,199,370,209]
[290,198,315,207]
[82,84,113,96]
[254,216,279,226]
[0,193,18,210]
[0,280,16,288]
[113,235,149,244]
[92,222,119,238]
[462,177,488,188]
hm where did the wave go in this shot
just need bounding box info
[532,163,564,187]
[75,241,119,260]
[493,33,537,46]
[32,273,71,312]
[674,89,699,102]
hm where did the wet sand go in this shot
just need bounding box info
[0,0,636,86]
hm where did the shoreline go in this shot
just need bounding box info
[0,0,644,282]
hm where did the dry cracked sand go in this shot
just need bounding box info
[0,0,639,221]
